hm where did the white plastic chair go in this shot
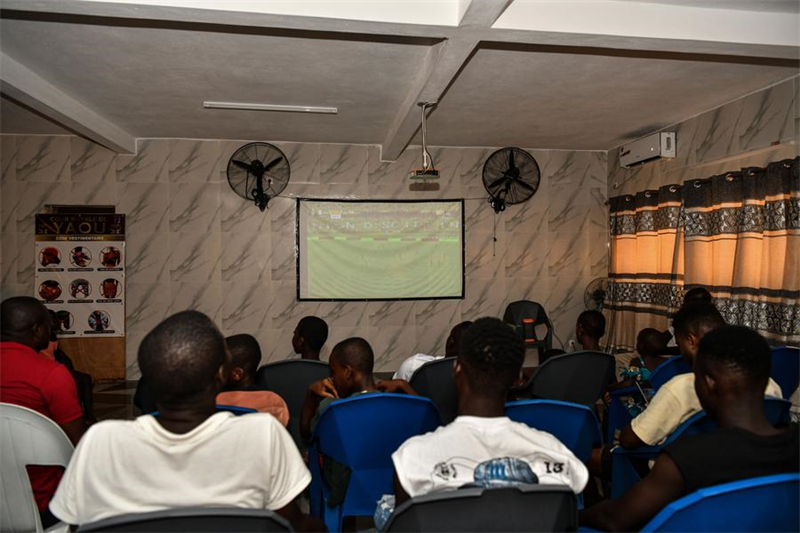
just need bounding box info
[0,402,74,533]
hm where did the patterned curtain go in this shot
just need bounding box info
[607,157,799,350]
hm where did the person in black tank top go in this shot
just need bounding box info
[581,325,798,532]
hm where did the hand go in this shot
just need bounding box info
[603,391,611,404]
[376,379,416,395]
[309,378,338,399]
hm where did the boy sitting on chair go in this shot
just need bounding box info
[581,325,799,531]
[216,334,289,426]
[392,317,588,504]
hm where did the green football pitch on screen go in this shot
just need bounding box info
[297,200,464,300]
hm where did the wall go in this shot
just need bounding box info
[0,136,608,378]
[609,75,799,196]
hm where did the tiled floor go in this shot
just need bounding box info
[94,381,139,421]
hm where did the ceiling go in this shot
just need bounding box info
[0,0,798,157]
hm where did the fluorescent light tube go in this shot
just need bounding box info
[203,101,338,114]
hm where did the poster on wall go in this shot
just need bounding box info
[34,214,125,337]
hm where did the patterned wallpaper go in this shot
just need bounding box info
[0,136,608,378]
[609,75,799,196]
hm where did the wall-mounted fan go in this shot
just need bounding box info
[584,277,610,311]
[226,142,290,211]
[482,147,540,213]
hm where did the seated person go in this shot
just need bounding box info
[575,310,606,352]
[43,311,96,424]
[665,286,712,349]
[0,297,86,528]
[606,328,670,417]
[393,321,473,381]
[292,316,328,361]
[618,302,782,450]
[216,334,289,426]
[392,317,588,504]
[300,337,415,511]
[49,311,324,532]
[300,337,414,440]
[580,326,799,532]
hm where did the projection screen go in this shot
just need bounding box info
[297,199,464,301]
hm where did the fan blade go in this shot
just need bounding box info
[487,175,510,191]
[512,178,534,193]
[263,156,283,172]
[508,149,516,171]
[232,160,254,173]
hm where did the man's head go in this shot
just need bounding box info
[328,337,374,398]
[672,302,725,365]
[576,310,606,343]
[683,287,712,306]
[636,328,669,357]
[445,321,473,358]
[694,326,771,419]
[456,317,525,399]
[292,316,329,359]
[225,334,261,388]
[138,311,229,408]
[0,297,51,351]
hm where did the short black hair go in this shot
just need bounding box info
[672,302,725,338]
[637,328,668,355]
[459,317,525,397]
[138,311,225,407]
[578,310,606,340]
[0,296,50,340]
[297,316,328,352]
[683,287,712,305]
[331,337,373,374]
[225,334,261,379]
[696,326,771,386]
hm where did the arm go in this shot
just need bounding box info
[275,499,327,532]
[60,417,86,446]
[300,378,337,441]
[580,454,685,532]
[393,469,411,507]
[376,379,418,395]
[619,424,646,450]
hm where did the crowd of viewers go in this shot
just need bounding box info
[0,285,797,532]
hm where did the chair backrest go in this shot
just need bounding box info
[771,346,799,399]
[76,507,293,532]
[0,403,74,533]
[642,473,800,532]
[502,300,553,352]
[648,356,692,391]
[384,484,577,532]
[409,356,457,424]
[527,351,616,408]
[255,359,330,449]
[505,399,602,463]
[313,394,441,516]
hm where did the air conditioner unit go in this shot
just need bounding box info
[619,132,676,168]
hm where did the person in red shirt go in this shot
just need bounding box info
[0,296,86,527]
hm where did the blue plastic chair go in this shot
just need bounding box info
[641,473,800,532]
[505,399,602,464]
[606,357,692,443]
[771,346,800,399]
[307,393,441,532]
[611,397,792,497]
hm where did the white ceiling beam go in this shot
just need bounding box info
[0,52,136,154]
[380,0,512,161]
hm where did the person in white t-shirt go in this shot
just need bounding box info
[392,317,589,504]
[49,311,324,532]
[392,321,473,381]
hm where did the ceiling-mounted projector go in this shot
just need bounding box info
[619,132,676,168]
